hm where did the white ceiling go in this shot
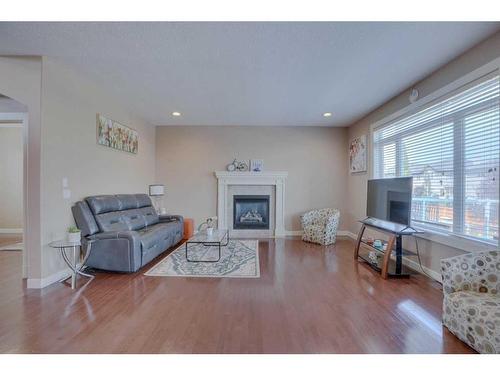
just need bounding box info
[0,22,499,127]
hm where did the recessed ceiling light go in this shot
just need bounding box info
[172,111,181,117]
[323,112,332,117]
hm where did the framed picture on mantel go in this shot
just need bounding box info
[349,135,367,173]
[250,159,264,172]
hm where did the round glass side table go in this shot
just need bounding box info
[49,239,94,289]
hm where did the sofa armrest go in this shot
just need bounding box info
[159,214,184,226]
[85,230,142,272]
[326,210,340,230]
[441,251,499,294]
[88,230,140,242]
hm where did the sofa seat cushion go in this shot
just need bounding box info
[139,226,168,251]
[138,222,182,265]
[443,291,500,354]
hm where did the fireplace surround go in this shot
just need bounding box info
[215,171,288,237]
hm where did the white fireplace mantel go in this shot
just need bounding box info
[214,171,288,237]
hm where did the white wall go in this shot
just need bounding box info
[0,96,28,112]
[0,126,24,229]
[156,126,348,232]
[39,57,157,279]
[0,56,43,279]
[345,31,500,275]
[1,56,157,284]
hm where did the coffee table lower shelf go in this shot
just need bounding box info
[185,229,229,263]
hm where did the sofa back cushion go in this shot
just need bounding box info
[115,194,139,210]
[72,201,100,236]
[94,211,129,232]
[135,194,152,208]
[140,206,160,226]
[122,208,147,230]
[86,195,121,215]
[79,194,156,233]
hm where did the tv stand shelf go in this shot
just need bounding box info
[354,218,423,279]
[360,239,416,257]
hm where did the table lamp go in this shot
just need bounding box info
[149,184,165,214]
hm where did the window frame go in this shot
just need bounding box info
[368,60,500,251]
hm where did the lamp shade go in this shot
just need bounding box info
[149,184,165,196]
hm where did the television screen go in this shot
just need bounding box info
[367,177,413,226]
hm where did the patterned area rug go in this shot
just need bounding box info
[145,240,260,278]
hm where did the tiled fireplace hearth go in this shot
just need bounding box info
[215,171,288,238]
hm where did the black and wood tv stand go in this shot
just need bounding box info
[354,218,423,279]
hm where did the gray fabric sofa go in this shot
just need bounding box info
[72,194,183,272]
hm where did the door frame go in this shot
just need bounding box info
[0,112,28,278]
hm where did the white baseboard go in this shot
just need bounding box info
[399,256,442,283]
[27,268,73,289]
[338,230,357,239]
[0,228,23,234]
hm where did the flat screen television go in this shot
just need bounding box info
[366,177,413,226]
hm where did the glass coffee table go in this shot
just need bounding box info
[185,229,229,262]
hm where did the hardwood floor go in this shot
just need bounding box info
[0,234,22,247]
[0,237,474,354]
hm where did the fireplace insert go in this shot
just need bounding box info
[233,195,270,230]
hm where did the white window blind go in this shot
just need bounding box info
[373,73,499,244]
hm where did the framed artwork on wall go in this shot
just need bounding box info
[349,135,367,173]
[250,159,264,172]
[96,114,138,154]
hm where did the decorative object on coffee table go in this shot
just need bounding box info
[197,216,217,232]
[145,239,260,278]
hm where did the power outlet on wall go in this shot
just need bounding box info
[63,189,71,200]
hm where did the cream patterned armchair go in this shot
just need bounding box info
[300,208,340,246]
[441,251,500,354]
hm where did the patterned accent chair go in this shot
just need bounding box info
[300,208,340,246]
[441,251,500,354]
